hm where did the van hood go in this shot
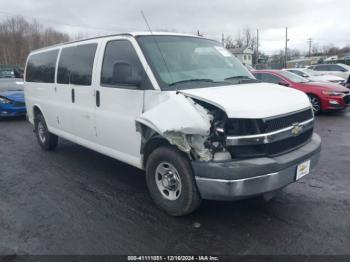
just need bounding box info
[179,83,311,119]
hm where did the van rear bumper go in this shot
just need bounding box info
[192,133,321,200]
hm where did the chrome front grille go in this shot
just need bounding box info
[226,108,314,158]
[267,128,313,156]
[262,108,313,133]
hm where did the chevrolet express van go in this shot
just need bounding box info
[24,33,321,216]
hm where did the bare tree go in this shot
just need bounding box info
[0,16,70,66]
[224,36,236,49]
[242,27,256,50]
[234,30,244,48]
[225,27,256,49]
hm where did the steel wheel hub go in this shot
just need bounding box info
[38,122,46,143]
[155,162,182,201]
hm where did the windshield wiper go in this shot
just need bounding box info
[225,75,256,81]
[169,78,214,86]
[224,75,259,84]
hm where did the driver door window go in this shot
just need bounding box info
[101,40,149,89]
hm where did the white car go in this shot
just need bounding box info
[284,68,346,85]
[24,33,321,216]
[308,64,350,83]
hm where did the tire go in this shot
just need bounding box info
[308,94,321,115]
[145,146,201,216]
[34,113,58,151]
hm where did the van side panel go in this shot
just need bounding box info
[25,37,146,170]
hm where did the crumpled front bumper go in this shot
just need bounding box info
[192,133,321,200]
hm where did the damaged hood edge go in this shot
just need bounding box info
[179,83,312,119]
[135,93,212,136]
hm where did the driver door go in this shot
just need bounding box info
[94,37,149,167]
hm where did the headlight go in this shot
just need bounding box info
[213,120,225,136]
[0,97,12,104]
[322,91,344,96]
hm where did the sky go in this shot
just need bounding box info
[0,0,349,55]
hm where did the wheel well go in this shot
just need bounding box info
[33,106,42,120]
[307,93,317,98]
[143,136,170,168]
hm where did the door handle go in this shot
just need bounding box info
[71,88,75,103]
[96,90,100,107]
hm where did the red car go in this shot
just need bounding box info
[252,70,350,114]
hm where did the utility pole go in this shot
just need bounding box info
[307,38,312,57]
[285,27,288,68]
[256,29,259,65]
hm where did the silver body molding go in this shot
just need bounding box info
[194,133,321,200]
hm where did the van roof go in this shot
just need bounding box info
[30,32,205,53]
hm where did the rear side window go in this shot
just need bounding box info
[26,50,59,83]
[57,43,97,86]
[101,40,145,88]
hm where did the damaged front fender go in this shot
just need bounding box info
[136,93,213,161]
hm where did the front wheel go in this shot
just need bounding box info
[34,113,58,151]
[145,146,201,216]
[308,94,321,115]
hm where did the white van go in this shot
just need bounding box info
[24,33,321,216]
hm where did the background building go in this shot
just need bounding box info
[228,47,254,66]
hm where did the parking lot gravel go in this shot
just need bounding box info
[0,111,349,255]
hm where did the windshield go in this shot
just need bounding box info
[289,69,309,77]
[340,64,350,70]
[303,68,321,76]
[136,35,255,90]
[278,70,309,83]
[0,79,24,92]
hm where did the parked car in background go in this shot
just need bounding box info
[24,33,321,216]
[0,78,26,118]
[307,64,350,85]
[253,70,350,114]
[0,68,23,79]
[284,68,346,85]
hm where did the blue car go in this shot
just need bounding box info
[0,78,26,118]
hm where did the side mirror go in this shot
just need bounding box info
[112,61,142,87]
[278,81,290,87]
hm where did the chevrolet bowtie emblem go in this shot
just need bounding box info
[291,123,303,136]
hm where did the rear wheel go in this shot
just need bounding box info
[145,146,201,216]
[34,113,58,151]
[308,94,321,115]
